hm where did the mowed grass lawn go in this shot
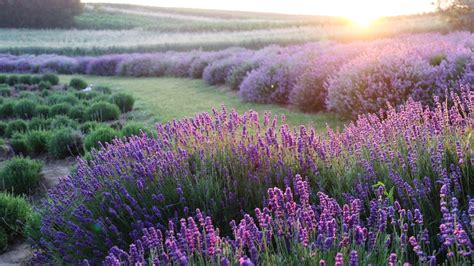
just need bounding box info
[60,75,346,130]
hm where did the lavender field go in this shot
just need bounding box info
[0,1,473,266]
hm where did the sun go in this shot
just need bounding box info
[346,13,379,27]
[340,0,382,27]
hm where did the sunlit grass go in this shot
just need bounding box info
[59,75,345,130]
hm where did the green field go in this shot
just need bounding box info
[0,3,447,55]
[59,75,345,130]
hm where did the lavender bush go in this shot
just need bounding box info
[0,32,471,115]
[33,89,472,264]
[103,178,473,265]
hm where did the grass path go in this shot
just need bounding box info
[60,75,346,130]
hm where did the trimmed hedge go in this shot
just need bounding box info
[84,126,118,151]
[0,157,42,195]
[110,93,135,113]
[85,101,120,122]
[47,128,83,159]
[0,193,32,252]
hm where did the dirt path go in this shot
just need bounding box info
[0,158,75,265]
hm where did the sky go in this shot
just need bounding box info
[83,0,436,17]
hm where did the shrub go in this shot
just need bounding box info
[84,126,118,151]
[0,122,6,137]
[121,123,150,138]
[0,227,6,252]
[28,117,51,131]
[69,78,88,90]
[10,133,29,155]
[0,102,15,119]
[85,101,120,122]
[327,52,431,118]
[289,69,328,112]
[68,105,85,122]
[6,75,19,86]
[50,94,79,106]
[0,75,6,84]
[50,115,78,129]
[41,74,59,85]
[227,62,256,90]
[0,157,42,195]
[0,193,31,252]
[38,81,52,91]
[49,103,72,116]
[0,86,10,97]
[25,211,42,245]
[26,130,51,155]
[80,121,99,134]
[19,75,32,85]
[32,91,473,264]
[110,93,135,113]
[13,99,37,119]
[239,63,295,104]
[5,120,28,137]
[47,128,83,159]
[93,86,112,95]
[36,105,50,118]
[31,76,42,85]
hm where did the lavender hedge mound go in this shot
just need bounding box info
[1,32,472,117]
[33,89,472,264]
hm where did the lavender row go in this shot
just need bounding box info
[1,32,473,118]
[32,89,473,263]
[101,177,473,265]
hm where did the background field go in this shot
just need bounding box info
[58,75,345,130]
[0,3,447,55]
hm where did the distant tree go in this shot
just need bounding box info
[0,0,83,28]
[436,0,474,31]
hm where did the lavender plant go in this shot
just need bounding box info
[33,89,472,264]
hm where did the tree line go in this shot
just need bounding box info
[0,0,83,28]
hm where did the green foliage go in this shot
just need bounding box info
[93,86,112,95]
[26,130,51,155]
[31,76,42,85]
[0,193,32,251]
[50,115,78,129]
[6,75,19,86]
[0,75,6,84]
[28,117,51,131]
[0,227,7,252]
[13,99,37,119]
[110,93,135,113]
[121,122,150,138]
[19,75,32,85]
[25,211,42,244]
[48,128,83,159]
[80,121,99,134]
[49,103,72,116]
[69,78,88,90]
[0,102,15,119]
[84,126,118,151]
[85,101,120,122]
[0,86,10,97]
[36,105,50,118]
[0,157,42,195]
[47,93,79,106]
[41,74,59,86]
[38,81,52,91]
[10,133,29,155]
[5,120,28,137]
[68,105,86,122]
[0,122,6,137]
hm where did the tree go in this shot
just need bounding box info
[437,0,474,31]
[0,0,83,28]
